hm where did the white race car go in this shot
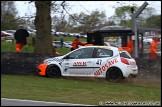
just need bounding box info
[37,46,138,82]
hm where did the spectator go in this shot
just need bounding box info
[60,36,64,48]
[149,37,158,59]
[71,36,85,51]
[14,25,29,52]
[126,37,133,56]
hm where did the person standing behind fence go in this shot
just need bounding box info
[14,25,29,52]
[60,36,64,48]
[126,37,133,56]
[149,37,158,59]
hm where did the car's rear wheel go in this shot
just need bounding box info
[106,67,123,82]
[46,65,61,78]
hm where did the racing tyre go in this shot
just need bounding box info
[106,67,123,82]
[46,65,61,78]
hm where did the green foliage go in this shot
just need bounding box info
[115,6,135,19]
[137,7,160,28]
[55,48,71,55]
[1,13,18,30]
[145,15,161,28]
[113,5,161,28]
[1,1,20,30]
[68,10,107,33]
[1,40,16,52]
[1,39,35,53]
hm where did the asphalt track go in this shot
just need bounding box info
[1,98,95,106]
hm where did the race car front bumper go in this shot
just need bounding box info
[37,63,48,76]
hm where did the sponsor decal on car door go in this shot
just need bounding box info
[92,48,119,77]
[93,58,109,76]
[61,59,94,76]
[93,57,118,76]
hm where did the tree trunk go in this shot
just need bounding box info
[34,1,54,54]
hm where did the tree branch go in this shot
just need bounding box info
[60,1,85,24]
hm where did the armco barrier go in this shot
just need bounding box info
[1,52,161,80]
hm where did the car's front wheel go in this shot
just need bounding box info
[46,65,61,78]
[106,67,123,82]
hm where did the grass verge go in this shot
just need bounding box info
[1,36,86,54]
[1,74,161,105]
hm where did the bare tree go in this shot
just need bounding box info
[34,1,53,54]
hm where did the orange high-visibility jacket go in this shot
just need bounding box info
[127,38,133,53]
[72,39,85,50]
[149,40,158,53]
[149,39,158,59]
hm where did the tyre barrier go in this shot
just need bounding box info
[1,52,161,81]
[135,57,161,80]
[1,52,60,75]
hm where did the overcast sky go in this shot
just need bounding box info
[15,1,161,19]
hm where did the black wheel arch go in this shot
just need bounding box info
[46,64,61,77]
[106,66,124,81]
[107,66,123,75]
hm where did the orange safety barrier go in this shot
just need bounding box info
[55,51,62,55]
[85,44,93,46]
